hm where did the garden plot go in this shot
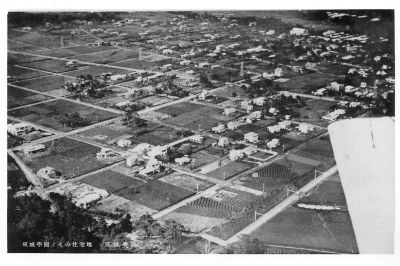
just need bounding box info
[157,102,204,116]
[116,180,194,211]
[80,170,144,193]
[12,75,75,94]
[68,49,139,65]
[8,86,53,109]
[17,137,118,178]
[175,197,238,220]
[20,58,81,73]
[8,65,47,81]
[207,161,253,181]
[206,186,259,210]
[159,172,214,193]
[94,195,157,221]
[8,99,119,132]
[77,123,133,145]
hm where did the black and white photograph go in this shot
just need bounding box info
[3,2,398,261]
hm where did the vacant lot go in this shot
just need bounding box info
[159,172,214,192]
[116,180,194,211]
[80,170,144,193]
[8,99,118,132]
[207,161,253,180]
[8,86,53,109]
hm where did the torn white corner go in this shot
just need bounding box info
[328,117,395,254]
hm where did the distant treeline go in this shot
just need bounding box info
[7,12,126,27]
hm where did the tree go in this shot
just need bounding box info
[120,214,133,233]
[232,92,238,98]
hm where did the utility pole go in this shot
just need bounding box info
[314,169,324,179]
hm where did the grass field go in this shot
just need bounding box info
[80,170,144,193]
[159,172,215,192]
[8,86,53,109]
[116,180,194,211]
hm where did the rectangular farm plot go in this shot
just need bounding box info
[8,99,119,132]
[20,58,82,73]
[207,161,253,180]
[80,170,144,193]
[8,86,53,109]
[162,104,230,131]
[34,45,118,58]
[18,137,117,178]
[111,58,157,70]
[292,99,337,127]
[159,172,214,193]
[290,136,335,163]
[8,65,47,81]
[94,194,157,221]
[68,49,139,65]
[274,72,336,94]
[12,75,75,93]
[66,65,132,79]
[115,180,194,211]
[161,212,226,233]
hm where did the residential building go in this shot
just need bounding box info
[23,144,46,155]
[117,139,132,147]
[37,166,61,180]
[267,139,280,149]
[244,132,259,143]
[7,122,33,136]
[96,148,118,159]
[212,124,226,134]
[290,27,309,36]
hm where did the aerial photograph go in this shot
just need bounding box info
[7,10,395,254]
